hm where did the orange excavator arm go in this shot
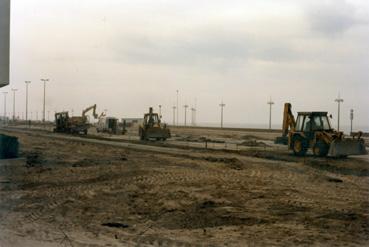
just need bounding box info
[282,103,296,137]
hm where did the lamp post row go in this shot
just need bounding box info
[1,79,50,124]
[0,86,356,132]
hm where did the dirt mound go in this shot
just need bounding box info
[240,140,268,147]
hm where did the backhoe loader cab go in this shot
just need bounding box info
[290,112,334,156]
[294,112,332,133]
[276,103,367,157]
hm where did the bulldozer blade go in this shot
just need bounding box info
[328,139,368,157]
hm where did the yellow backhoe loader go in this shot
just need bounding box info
[275,103,367,157]
[139,107,171,141]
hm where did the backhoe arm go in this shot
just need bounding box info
[82,104,99,119]
[282,103,296,137]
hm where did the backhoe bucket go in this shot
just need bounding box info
[328,139,367,157]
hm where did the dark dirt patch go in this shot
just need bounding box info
[326,177,343,183]
[241,150,296,163]
[240,140,268,147]
[307,160,369,177]
[269,203,310,217]
[158,200,268,230]
[102,222,129,229]
[204,157,244,170]
[242,134,268,141]
[25,151,44,167]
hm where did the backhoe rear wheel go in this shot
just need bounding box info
[313,140,329,157]
[292,135,308,156]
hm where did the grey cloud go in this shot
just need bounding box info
[307,0,359,35]
[108,29,305,68]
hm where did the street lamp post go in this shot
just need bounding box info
[176,90,179,126]
[267,97,274,130]
[219,101,226,128]
[25,81,31,122]
[158,105,162,118]
[172,106,176,126]
[41,78,50,123]
[350,109,354,135]
[11,88,18,121]
[183,104,188,126]
[335,94,344,131]
[191,107,196,126]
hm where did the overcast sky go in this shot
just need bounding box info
[3,0,369,131]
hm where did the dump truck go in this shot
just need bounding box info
[275,103,367,157]
[139,107,171,141]
[54,104,99,135]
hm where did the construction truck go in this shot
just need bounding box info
[139,107,171,141]
[54,104,99,135]
[275,103,367,157]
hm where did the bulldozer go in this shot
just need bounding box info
[54,104,99,135]
[275,103,367,157]
[139,107,171,141]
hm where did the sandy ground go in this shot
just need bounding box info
[0,127,368,246]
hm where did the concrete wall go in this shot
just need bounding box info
[0,0,10,88]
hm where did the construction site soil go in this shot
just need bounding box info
[0,127,368,246]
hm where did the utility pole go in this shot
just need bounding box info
[335,94,344,131]
[267,97,274,130]
[183,104,188,126]
[194,98,197,126]
[25,81,31,122]
[172,106,176,126]
[41,78,50,123]
[158,105,162,118]
[2,92,8,123]
[11,88,18,121]
[350,109,354,135]
[191,107,196,126]
[219,101,226,128]
[176,90,179,126]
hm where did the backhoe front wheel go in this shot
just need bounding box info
[292,135,308,156]
[313,140,329,157]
